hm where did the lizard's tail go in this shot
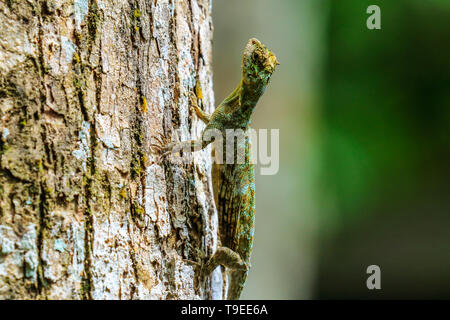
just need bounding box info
[227,270,248,300]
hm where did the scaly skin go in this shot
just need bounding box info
[155,38,278,299]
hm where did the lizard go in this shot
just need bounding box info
[153,38,279,299]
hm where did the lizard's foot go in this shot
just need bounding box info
[189,92,211,124]
[189,91,198,106]
[150,133,173,162]
[150,133,167,151]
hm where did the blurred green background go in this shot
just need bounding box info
[212,0,450,299]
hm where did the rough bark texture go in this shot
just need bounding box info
[0,0,221,299]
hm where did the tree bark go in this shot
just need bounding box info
[0,0,221,299]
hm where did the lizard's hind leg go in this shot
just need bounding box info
[203,247,248,279]
[202,247,248,300]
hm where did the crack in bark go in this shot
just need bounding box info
[35,1,48,298]
[36,182,47,297]
[126,218,139,299]
[71,0,105,300]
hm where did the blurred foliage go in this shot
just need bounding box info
[317,0,450,298]
[320,0,450,225]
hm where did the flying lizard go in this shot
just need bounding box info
[153,38,279,299]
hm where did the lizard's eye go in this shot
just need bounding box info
[252,52,258,62]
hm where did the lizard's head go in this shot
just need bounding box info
[242,38,279,85]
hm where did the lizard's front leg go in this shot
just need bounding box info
[152,138,211,159]
[151,93,212,158]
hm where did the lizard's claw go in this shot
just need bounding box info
[188,92,211,124]
[150,133,172,162]
[182,259,201,266]
[189,91,198,105]
[154,133,168,145]
[189,94,198,111]
[189,92,202,115]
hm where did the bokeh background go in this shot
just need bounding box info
[212,0,450,299]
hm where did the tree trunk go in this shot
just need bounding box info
[0,0,221,299]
